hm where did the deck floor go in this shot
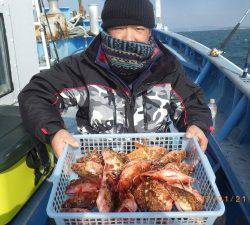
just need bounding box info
[218,139,250,198]
[215,114,250,199]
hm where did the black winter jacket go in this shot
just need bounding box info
[18,35,212,144]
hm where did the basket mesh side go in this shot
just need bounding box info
[79,136,184,154]
[52,150,75,212]
[189,142,218,212]
[62,217,208,225]
[49,134,222,225]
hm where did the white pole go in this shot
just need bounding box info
[155,0,162,29]
[34,0,51,70]
[89,4,99,36]
[47,0,61,14]
[155,0,162,20]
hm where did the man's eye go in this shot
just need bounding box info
[136,27,145,31]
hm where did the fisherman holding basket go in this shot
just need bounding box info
[18,0,212,157]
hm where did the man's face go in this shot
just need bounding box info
[108,25,151,43]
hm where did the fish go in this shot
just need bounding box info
[140,167,194,185]
[117,192,138,212]
[96,165,114,212]
[118,160,152,191]
[65,178,101,196]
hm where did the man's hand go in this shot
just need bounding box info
[186,125,208,152]
[51,129,79,158]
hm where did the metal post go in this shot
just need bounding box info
[47,0,60,14]
[218,96,248,141]
[195,61,211,85]
[155,0,162,29]
[78,0,85,17]
[34,0,51,70]
[89,4,99,36]
[237,99,250,143]
[168,38,173,47]
[232,88,242,110]
[184,46,190,56]
[242,41,250,78]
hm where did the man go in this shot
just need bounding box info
[18,0,212,157]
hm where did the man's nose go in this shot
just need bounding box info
[122,29,136,42]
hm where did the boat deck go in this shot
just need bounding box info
[219,140,250,199]
[215,113,250,199]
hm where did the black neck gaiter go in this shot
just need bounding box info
[100,31,156,83]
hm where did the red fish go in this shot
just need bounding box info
[61,208,91,213]
[71,161,103,178]
[65,178,101,196]
[133,180,173,212]
[96,165,114,212]
[118,160,152,191]
[61,193,98,210]
[158,150,186,164]
[76,148,104,164]
[140,168,194,184]
[117,192,138,212]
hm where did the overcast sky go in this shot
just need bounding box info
[54,0,250,31]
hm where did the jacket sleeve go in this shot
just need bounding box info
[171,61,213,135]
[18,57,84,144]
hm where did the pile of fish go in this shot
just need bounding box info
[61,141,204,213]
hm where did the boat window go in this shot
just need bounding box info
[0,13,13,98]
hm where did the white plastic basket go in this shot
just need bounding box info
[47,133,225,225]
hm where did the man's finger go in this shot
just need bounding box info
[186,127,208,152]
[53,140,66,158]
[185,132,193,139]
[186,128,197,139]
[65,134,79,148]
[197,132,208,152]
[200,137,208,152]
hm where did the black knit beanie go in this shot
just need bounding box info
[101,0,155,30]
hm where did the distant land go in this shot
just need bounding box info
[171,26,250,32]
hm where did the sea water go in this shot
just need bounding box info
[180,28,250,69]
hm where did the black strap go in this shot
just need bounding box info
[26,141,51,185]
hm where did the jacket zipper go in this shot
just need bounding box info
[126,95,135,132]
[83,54,136,132]
[142,91,148,131]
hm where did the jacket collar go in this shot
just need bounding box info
[83,34,102,62]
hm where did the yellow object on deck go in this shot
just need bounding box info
[210,48,223,57]
[0,146,54,225]
[0,105,54,225]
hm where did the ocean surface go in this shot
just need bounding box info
[179,28,250,69]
